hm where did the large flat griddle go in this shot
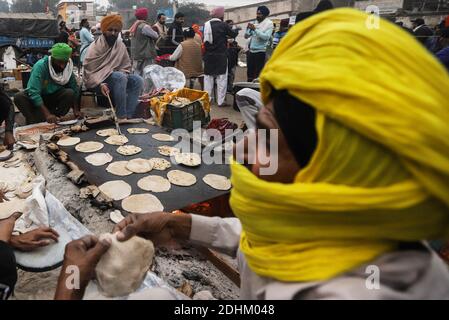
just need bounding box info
[60,123,231,213]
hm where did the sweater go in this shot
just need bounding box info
[245,18,274,53]
[25,56,78,107]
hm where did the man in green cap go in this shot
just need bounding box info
[14,43,81,124]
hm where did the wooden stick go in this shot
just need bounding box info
[105,93,123,135]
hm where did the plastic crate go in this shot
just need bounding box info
[162,100,210,131]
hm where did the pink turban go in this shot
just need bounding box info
[135,7,149,20]
[210,6,225,19]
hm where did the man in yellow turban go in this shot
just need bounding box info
[83,14,143,119]
[55,9,449,300]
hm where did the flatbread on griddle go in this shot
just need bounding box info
[97,129,119,137]
[57,136,81,147]
[99,181,132,201]
[106,161,133,176]
[126,158,153,174]
[158,146,180,157]
[127,128,150,134]
[167,170,197,187]
[85,153,113,166]
[137,176,171,193]
[105,135,129,146]
[203,174,232,191]
[152,134,175,142]
[148,158,171,171]
[117,145,142,156]
[175,153,202,167]
[122,194,164,214]
[75,141,104,153]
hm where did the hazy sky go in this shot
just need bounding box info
[96,0,266,8]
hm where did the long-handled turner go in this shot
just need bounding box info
[105,93,123,135]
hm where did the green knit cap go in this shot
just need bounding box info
[50,43,72,61]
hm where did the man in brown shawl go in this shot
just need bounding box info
[83,15,143,119]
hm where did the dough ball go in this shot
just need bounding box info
[95,233,155,297]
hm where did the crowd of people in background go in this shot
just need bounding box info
[7,0,449,128]
[3,1,449,301]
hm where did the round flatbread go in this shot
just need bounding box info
[127,128,150,134]
[109,210,125,224]
[167,170,197,187]
[0,150,12,160]
[57,136,81,147]
[0,198,27,219]
[148,158,172,171]
[85,153,113,166]
[97,129,119,137]
[99,181,132,201]
[152,133,175,142]
[105,135,129,146]
[158,146,180,157]
[137,176,171,193]
[175,153,202,167]
[126,158,153,174]
[75,141,104,153]
[106,161,132,176]
[117,145,142,156]
[203,174,232,191]
[122,194,164,214]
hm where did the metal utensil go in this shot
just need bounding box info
[105,93,122,135]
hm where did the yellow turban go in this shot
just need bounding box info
[101,14,123,33]
[230,8,449,282]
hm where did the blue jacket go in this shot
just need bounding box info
[436,47,449,71]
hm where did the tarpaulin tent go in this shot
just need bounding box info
[0,13,59,38]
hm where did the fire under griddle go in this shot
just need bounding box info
[59,122,231,213]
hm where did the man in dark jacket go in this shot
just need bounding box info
[165,12,185,54]
[204,7,238,107]
[412,18,434,50]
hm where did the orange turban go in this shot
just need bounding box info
[101,15,123,33]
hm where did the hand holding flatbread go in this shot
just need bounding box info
[95,233,155,297]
